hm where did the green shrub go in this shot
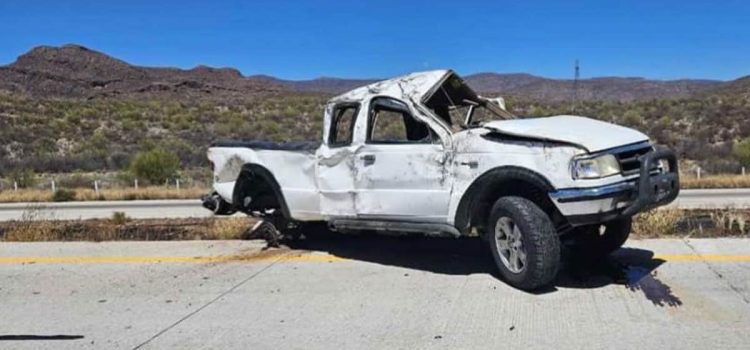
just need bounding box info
[621,110,644,127]
[9,169,36,188]
[111,211,129,225]
[129,147,181,185]
[734,138,750,167]
[52,189,77,202]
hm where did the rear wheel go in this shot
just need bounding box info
[487,196,560,290]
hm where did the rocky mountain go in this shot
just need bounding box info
[463,73,723,101]
[0,44,746,102]
[260,72,726,101]
[706,76,750,100]
[0,44,283,101]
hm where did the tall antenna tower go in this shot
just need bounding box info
[573,59,580,112]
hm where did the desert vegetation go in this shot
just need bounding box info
[0,167,210,202]
[2,91,749,178]
[680,174,750,189]
[0,186,206,203]
[0,91,327,175]
[2,45,749,191]
[0,210,254,241]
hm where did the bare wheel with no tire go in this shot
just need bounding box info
[487,196,560,290]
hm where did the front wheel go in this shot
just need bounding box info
[487,196,560,291]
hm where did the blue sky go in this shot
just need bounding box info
[1,0,748,80]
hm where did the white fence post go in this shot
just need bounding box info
[134,179,139,189]
[743,167,746,176]
[176,179,180,190]
[94,180,99,195]
[51,180,56,193]
[13,181,18,192]
[696,167,701,179]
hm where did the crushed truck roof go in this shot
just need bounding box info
[330,69,450,103]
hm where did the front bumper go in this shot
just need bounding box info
[549,146,680,226]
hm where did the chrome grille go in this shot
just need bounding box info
[613,143,653,176]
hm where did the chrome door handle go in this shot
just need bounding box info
[459,161,478,169]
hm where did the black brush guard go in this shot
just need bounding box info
[621,146,680,216]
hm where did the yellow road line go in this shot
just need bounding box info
[653,254,750,262]
[0,253,749,265]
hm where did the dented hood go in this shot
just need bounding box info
[482,115,649,152]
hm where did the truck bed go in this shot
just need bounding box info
[208,140,322,219]
[210,140,320,152]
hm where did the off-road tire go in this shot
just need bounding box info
[574,217,632,258]
[487,196,560,290]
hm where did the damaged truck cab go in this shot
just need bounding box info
[205,70,679,290]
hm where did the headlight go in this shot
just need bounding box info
[572,154,621,179]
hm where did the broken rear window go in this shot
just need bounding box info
[329,104,359,146]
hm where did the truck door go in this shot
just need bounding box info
[353,97,452,222]
[317,103,361,218]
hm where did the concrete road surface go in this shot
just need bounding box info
[1,237,749,349]
[0,188,749,222]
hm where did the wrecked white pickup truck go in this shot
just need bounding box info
[203,70,679,290]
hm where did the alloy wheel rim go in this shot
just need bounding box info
[494,216,527,273]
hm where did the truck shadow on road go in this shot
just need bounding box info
[284,234,681,306]
[558,245,682,306]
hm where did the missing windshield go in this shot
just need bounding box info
[423,73,514,132]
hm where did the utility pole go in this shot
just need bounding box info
[573,59,580,112]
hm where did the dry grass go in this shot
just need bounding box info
[0,211,256,242]
[705,209,750,237]
[207,216,257,240]
[1,207,748,242]
[632,209,683,237]
[632,208,750,238]
[680,174,750,189]
[0,186,208,203]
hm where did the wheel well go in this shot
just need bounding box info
[454,166,565,235]
[232,164,291,219]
